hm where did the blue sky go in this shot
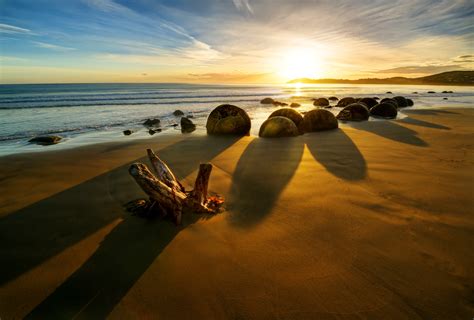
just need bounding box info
[0,0,473,83]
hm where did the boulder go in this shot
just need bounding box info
[123,130,133,136]
[427,91,436,94]
[313,98,329,107]
[181,117,196,133]
[373,97,380,100]
[406,99,414,106]
[393,96,408,108]
[143,118,160,127]
[386,91,393,94]
[269,108,303,129]
[359,97,378,109]
[28,135,62,145]
[260,97,274,104]
[301,109,338,132]
[412,92,418,94]
[173,110,185,116]
[259,116,299,138]
[336,97,356,108]
[328,96,339,101]
[370,103,398,119]
[272,101,287,106]
[380,98,398,108]
[206,104,251,135]
[443,97,448,100]
[290,102,301,108]
[336,103,369,121]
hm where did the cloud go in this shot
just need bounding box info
[376,65,464,74]
[0,23,32,34]
[186,71,273,83]
[453,54,474,63]
[232,0,253,14]
[33,41,76,51]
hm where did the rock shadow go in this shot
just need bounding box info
[351,121,428,147]
[305,129,367,181]
[228,137,304,227]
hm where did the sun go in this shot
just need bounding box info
[277,48,323,81]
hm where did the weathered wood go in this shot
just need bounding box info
[129,163,185,224]
[190,163,212,205]
[147,148,184,192]
[128,150,222,225]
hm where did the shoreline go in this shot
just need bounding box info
[0,107,473,318]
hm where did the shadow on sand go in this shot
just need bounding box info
[305,129,367,181]
[228,137,304,227]
[350,120,428,147]
[0,135,240,318]
[399,117,451,130]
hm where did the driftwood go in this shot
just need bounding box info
[128,148,223,225]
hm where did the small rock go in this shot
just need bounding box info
[427,91,436,94]
[148,128,162,135]
[28,135,62,145]
[313,98,329,107]
[386,91,393,94]
[412,92,418,94]
[260,97,274,104]
[173,110,185,116]
[373,97,380,100]
[123,130,133,136]
[290,102,301,108]
[181,117,196,133]
[328,96,339,101]
[443,97,448,100]
[143,118,160,127]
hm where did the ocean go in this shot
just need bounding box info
[0,83,473,156]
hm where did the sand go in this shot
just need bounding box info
[0,107,473,319]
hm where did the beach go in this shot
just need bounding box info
[0,106,473,319]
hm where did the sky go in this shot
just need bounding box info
[0,0,473,84]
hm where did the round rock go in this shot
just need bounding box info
[301,109,338,132]
[313,98,329,107]
[336,97,357,108]
[336,103,370,121]
[259,116,299,138]
[370,103,398,119]
[269,108,303,128]
[206,104,251,135]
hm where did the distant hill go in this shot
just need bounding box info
[289,71,474,86]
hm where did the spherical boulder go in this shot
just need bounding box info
[313,98,329,107]
[206,104,251,135]
[359,97,378,109]
[393,96,408,108]
[290,102,301,108]
[259,116,299,138]
[380,98,399,108]
[370,103,398,119]
[269,108,303,128]
[336,97,356,108]
[260,97,274,104]
[143,118,160,127]
[336,103,369,121]
[301,109,338,132]
[173,110,184,116]
[328,96,339,101]
[406,99,414,106]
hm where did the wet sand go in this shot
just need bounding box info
[0,107,473,319]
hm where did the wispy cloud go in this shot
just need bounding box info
[33,41,76,51]
[0,23,32,34]
[232,0,253,14]
[453,54,474,63]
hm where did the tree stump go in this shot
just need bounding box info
[127,148,223,225]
